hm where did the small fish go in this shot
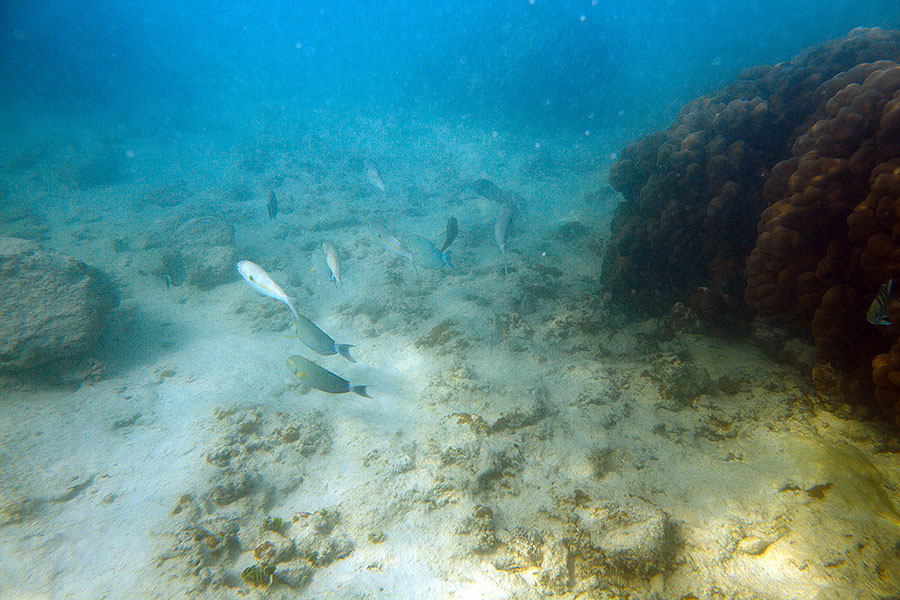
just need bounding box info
[471,178,510,204]
[287,355,371,398]
[369,223,415,265]
[323,241,342,289]
[867,279,894,325]
[293,313,356,362]
[495,204,516,274]
[267,189,278,220]
[364,159,385,193]
[407,235,454,270]
[440,216,458,253]
[236,260,299,321]
[165,274,172,290]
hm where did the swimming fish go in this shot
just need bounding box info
[364,159,385,193]
[323,241,342,289]
[236,260,299,321]
[494,204,516,274]
[369,223,416,268]
[287,355,371,398]
[440,216,458,253]
[471,178,510,204]
[867,279,893,326]
[407,235,454,270]
[267,189,278,220]
[293,313,356,362]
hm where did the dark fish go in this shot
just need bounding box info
[867,279,893,325]
[471,179,509,204]
[440,216,458,253]
[267,189,278,220]
[293,313,356,362]
[286,355,371,397]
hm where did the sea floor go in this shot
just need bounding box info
[1,106,899,600]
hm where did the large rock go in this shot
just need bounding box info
[0,237,116,371]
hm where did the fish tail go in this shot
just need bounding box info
[443,250,455,270]
[336,344,356,362]
[352,385,372,398]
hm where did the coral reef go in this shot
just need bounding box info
[602,28,900,422]
[604,27,900,315]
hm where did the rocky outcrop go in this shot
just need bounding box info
[0,237,116,371]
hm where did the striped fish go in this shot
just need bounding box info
[867,279,893,326]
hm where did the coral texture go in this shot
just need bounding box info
[602,28,900,422]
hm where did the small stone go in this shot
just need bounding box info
[736,535,773,556]
[208,472,253,506]
[275,564,314,589]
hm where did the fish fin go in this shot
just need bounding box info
[352,385,372,398]
[335,344,356,362]
[443,250,455,270]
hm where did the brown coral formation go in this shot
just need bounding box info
[602,28,900,423]
[604,28,900,314]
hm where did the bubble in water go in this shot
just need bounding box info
[584,130,590,136]
[534,142,541,149]
[579,14,586,22]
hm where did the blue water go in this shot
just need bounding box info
[3,1,899,135]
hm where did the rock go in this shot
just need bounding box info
[132,212,237,291]
[290,510,354,566]
[208,471,254,506]
[275,564,314,589]
[575,495,670,575]
[0,237,116,371]
[489,390,552,433]
[538,538,571,594]
[648,354,713,405]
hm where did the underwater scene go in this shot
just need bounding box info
[6,1,900,599]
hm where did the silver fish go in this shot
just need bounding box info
[867,279,893,326]
[494,204,515,274]
[365,159,385,193]
[236,260,299,322]
[287,355,370,397]
[369,223,415,267]
[323,241,342,289]
[293,313,355,362]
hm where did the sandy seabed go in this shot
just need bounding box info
[1,106,899,600]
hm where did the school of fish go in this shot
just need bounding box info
[237,174,520,400]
